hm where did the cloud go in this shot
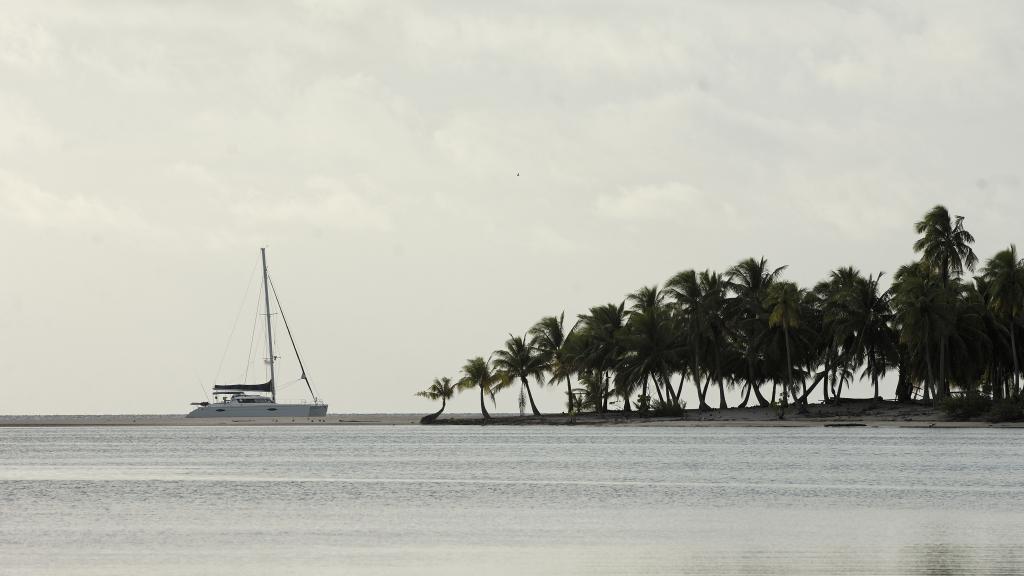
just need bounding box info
[0,14,58,72]
[0,170,155,236]
[228,177,393,233]
[597,182,733,224]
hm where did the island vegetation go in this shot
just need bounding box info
[416,206,1024,423]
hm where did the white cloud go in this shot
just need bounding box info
[0,170,154,235]
[597,182,727,223]
[229,177,393,233]
[0,14,58,72]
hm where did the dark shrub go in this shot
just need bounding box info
[939,395,992,419]
[651,400,686,418]
[988,400,1024,423]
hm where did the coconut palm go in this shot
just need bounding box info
[913,205,977,399]
[914,205,978,284]
[848,273,898,400]
[892,262,953,401]
[492,334,546,416]
[620,285,682,412]
[529,313,576,412]
[981,245,1024,398]
[765,281,803,415]
[573,303,627,412]
[726,257,786,407]
[665,270,728,410]
[456,356,503,419]
[416,377,456,423]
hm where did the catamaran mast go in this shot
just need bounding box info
[261,247,276,403]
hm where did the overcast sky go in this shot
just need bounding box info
[1,1,1022,415]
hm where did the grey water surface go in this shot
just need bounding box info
[1,426,1022,575]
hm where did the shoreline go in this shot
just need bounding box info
[1,401,1021,428]
[430,399,1024,428]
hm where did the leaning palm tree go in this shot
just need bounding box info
[765,281,803,416]
[529,313,576,412]
[456,356,503,419]
[492,334,545,416]
[416,377,456,423]
[981,245,1024,398]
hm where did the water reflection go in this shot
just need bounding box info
[0,426,1022,575]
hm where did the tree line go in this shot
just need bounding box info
[417,205,1024,421]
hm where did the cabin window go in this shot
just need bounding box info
[267,408,277,411]
[216,409,225,412]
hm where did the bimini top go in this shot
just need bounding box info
[213,381,273,395]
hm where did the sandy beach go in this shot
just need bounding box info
[2,400,1021,428]
[0,413,424,427]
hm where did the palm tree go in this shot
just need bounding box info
[456,356,503,419]
[914,205,978,284]
[849,273,898,400]
[892,262,953,402]
[726,257,786,407]
[765,281,803,416]
[492,334,545,416]
[981,245,1024,398]
[529,313,576,412]
[913,205,978,399]
[416,377,456,423]
[665,270,728,410]
[620,285,682,412]
[573,303,627,412]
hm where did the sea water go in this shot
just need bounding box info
[0,425,1022,575]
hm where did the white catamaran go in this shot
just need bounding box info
[187,248,328,418]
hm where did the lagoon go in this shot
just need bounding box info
[1,426,1022,575]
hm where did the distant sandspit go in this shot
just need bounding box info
[2,401,1022,428]
[0,414,423,427]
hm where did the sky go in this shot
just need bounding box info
[1,1,1023,415]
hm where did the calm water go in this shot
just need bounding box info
[1,426,1022,575]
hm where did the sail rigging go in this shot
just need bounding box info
[187,247,328,418]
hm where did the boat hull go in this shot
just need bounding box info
[186,403,328,418]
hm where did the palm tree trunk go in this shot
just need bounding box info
[692,349,710,410]
[782,323,793,415]
[716,353,728,410]
[924,335,935,403]
[420,397,446,424]
[697,374,712,411]
[672,375,685,406]
[796,370,827,404]
[479,384,490,419]
[834,364,843,404]
[823,357,831,404]
[748,359,770,407]
[521,377,541,416]
[737,383,751,408]
[1010,318,1020,399]
[565,375,574,413]
[938,339,948,400]
[652,375,665,405]
[693,377,709,410]
[602,372,609,412]
[771,380,777,404]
